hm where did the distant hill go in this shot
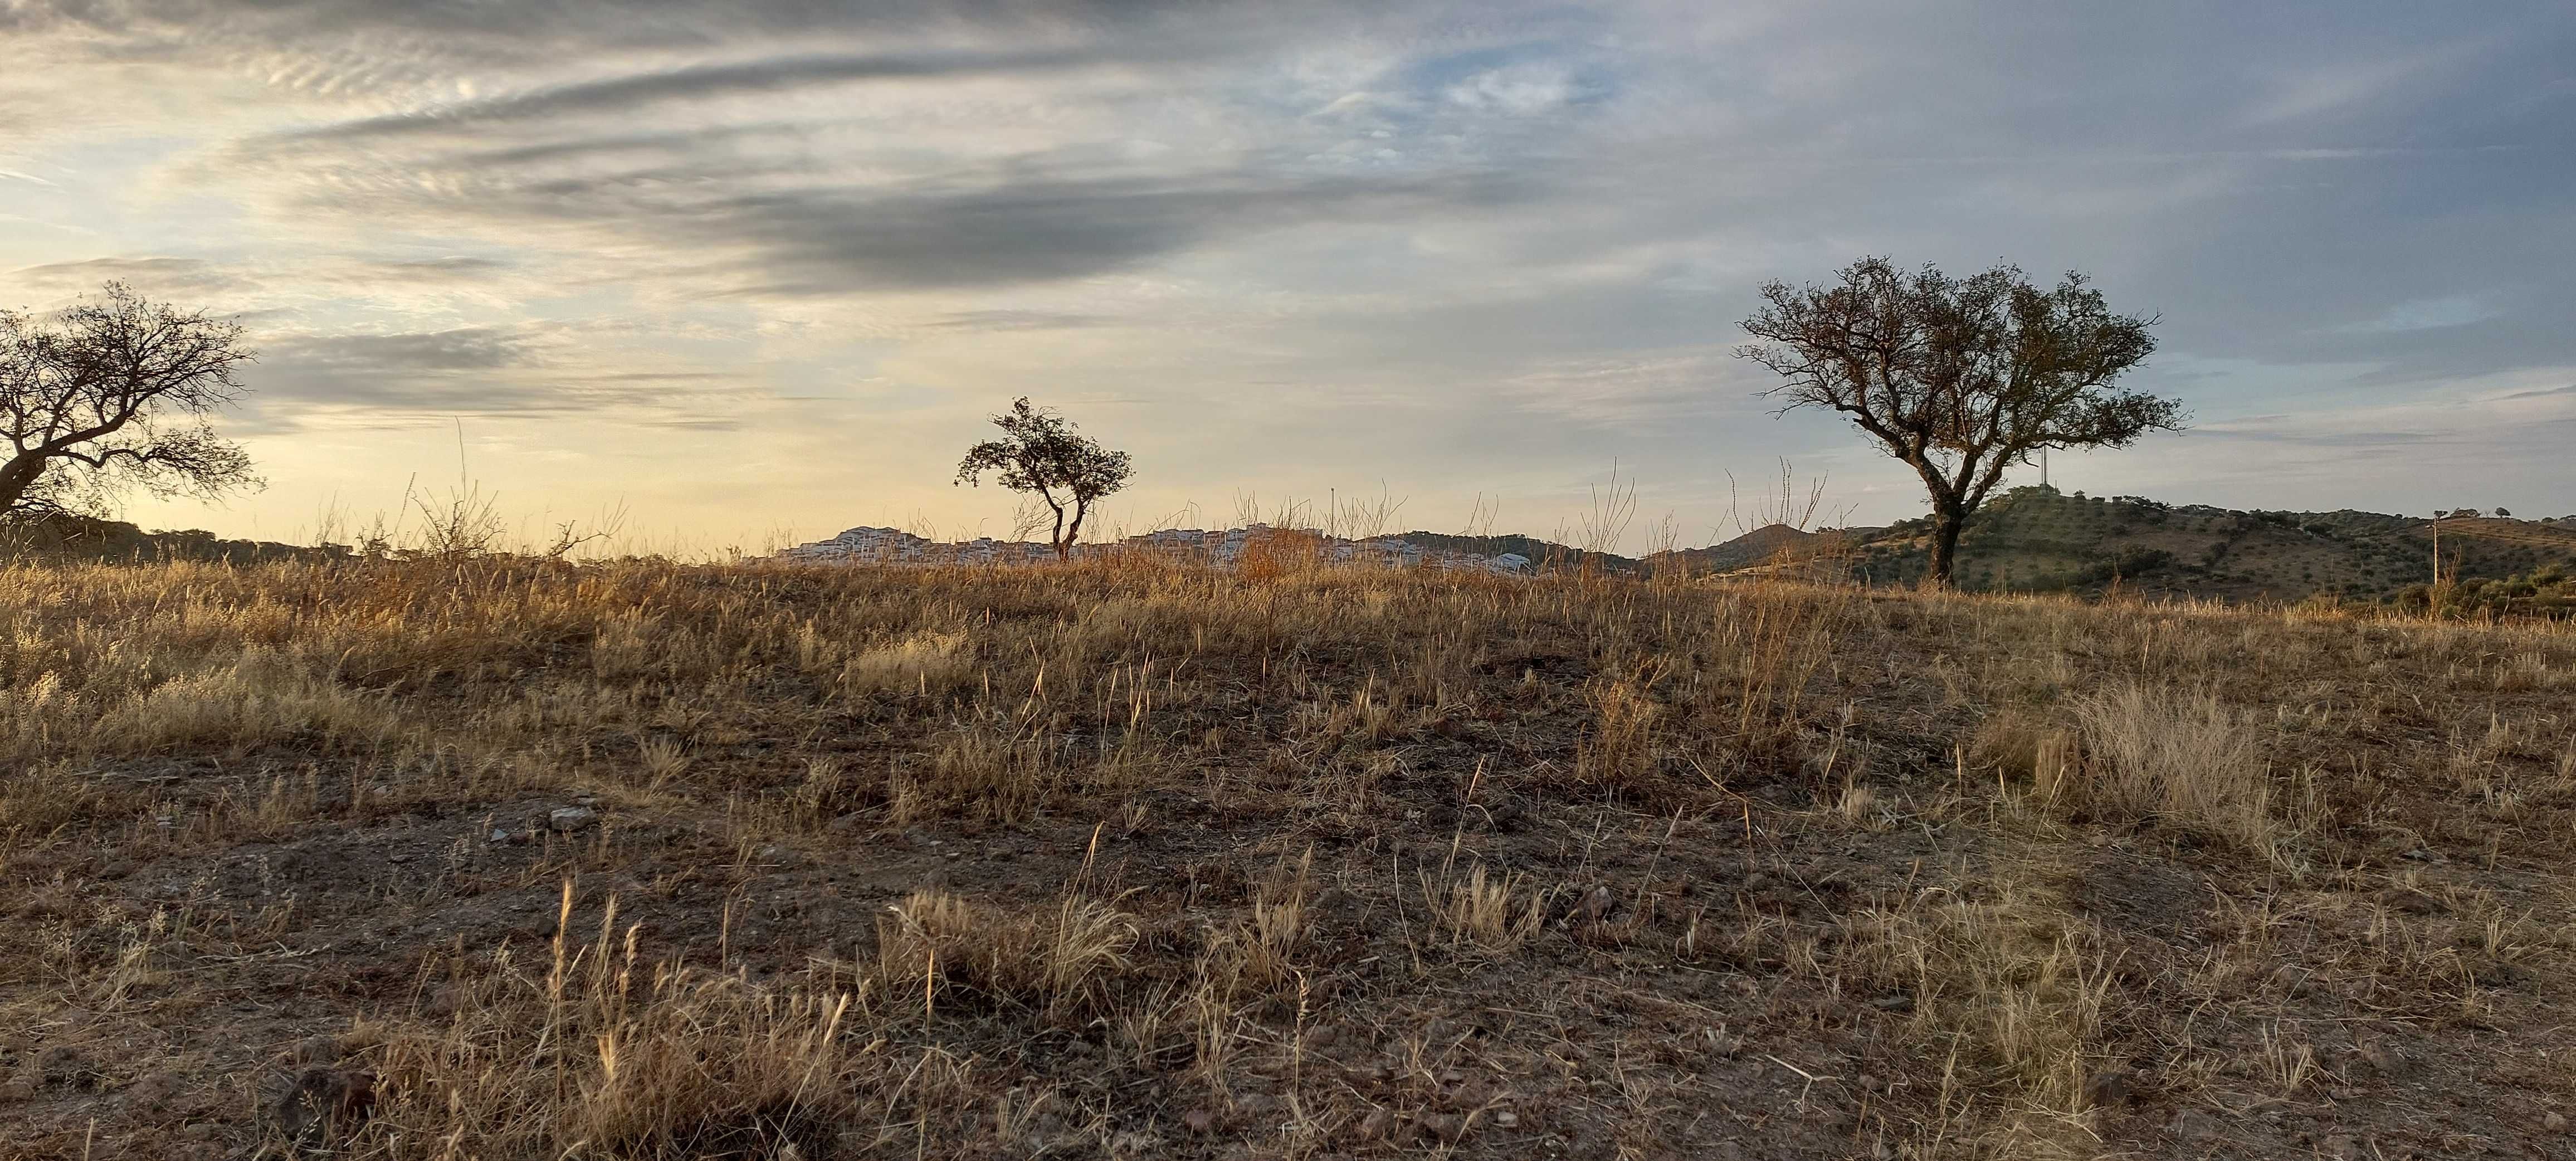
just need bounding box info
[1,514,342,564]
[1645,523,1884,574]
[1798,487,2576,603]
[1388,531,1638,573]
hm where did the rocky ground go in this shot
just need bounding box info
[2,557,2572,1159]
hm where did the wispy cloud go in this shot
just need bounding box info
[5,0,2573,541]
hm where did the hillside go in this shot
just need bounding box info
[1666,489,2576,608]
[4,555,2573,1158]
[0,513,341,564]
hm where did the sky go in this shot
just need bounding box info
[5,1,2572,552]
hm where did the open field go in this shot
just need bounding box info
[3,557,2574,1159]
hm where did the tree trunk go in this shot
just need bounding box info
[0,453,45,515]
[1061,503,1086,560]
[1926,504,1968,587]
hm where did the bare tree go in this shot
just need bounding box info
[1,282,260,519]
[954,397,1133,560]
[1737,258,2174,586]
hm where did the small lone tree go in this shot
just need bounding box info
[1738,258,2175,586]
[2,282,260,519]
[955,397,1131,560]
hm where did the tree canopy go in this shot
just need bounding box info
[1738,257,2176,585]
[1,282,260,520]
[955,397,1132,559]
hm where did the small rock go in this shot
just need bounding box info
[1181,1106,1217,1134]
[2084,1069,2133,1109]
[2320,1133,2358,1159]
[2167,1109,2223,1142]
[573,794,599,807]
[2354,1042,2410,1079]
[1437,1067,1465,1085]
[1491,1110,1520,1130]
[549,807,598,832]
[2545,1111,2568,1133]
[291,1035,341,1066]
[275,1067,377,1145]
[1416,1112,1469,1143]
[0,1079,31,1104]
[488,828,511,843]
[1870,993,1914,1012]
[121,1070,184,1113]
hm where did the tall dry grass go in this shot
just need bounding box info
[3,548,2574,1157]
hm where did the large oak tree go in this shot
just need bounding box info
[1,282,259,519]
[1738,258,2176,586]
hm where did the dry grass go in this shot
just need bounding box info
[2066,684,2280,856]
[2,553,2572,1158]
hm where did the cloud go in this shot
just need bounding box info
[2335,295,2498,334]
[10,257,253,297]
[10,1,2576,541]
[923,309,1111,331]
[697,169,1535,292]
[242,325,750,432]
[282,47,1123,140]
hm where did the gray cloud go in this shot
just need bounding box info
[285,48,1121,140]
[9,0,2575,536]
[10,257,253,297]
[243,326,746,432]
[924,309,1112,331]
[699,170,1534,292]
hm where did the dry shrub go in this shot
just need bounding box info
[1237,527,1324,582]
[592,609,662,680]
[876,889,1137,1013]
[896,725,1055,823]
[2068,685,2278,855]
[81,647,397,757]
[1576,664,1664,791]
[1701,579,1839,748]
[1203,852,1312,1003]
[839,630,972,699]
[1839,881,2116,1156]
[367,891,860,1160]
[1420,863,1546,954]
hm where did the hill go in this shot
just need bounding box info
[1667,488,2576,607]
[5,554,2572,1158]
[0,513,344,564]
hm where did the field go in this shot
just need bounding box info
[3,555,2574,1159]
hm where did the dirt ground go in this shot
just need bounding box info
[2,558,2572,1159]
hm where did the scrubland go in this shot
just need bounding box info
[2,553,2572,1159]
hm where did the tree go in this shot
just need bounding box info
[2,282,260,520]
[955,397,1132,560]
[1737,258,2175,586]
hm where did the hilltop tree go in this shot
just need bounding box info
[1738,258,2175,586]
[955,397,1131,560]
[2,282,260,519]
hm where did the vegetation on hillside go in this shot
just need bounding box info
[4,555,2572,1158]
[1834,486,2576,608]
